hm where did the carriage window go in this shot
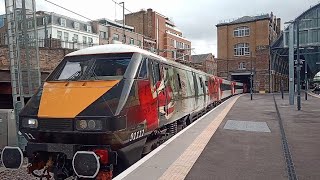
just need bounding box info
[199,77,203,88]
[177,73,182,89]
[138,59,148,79]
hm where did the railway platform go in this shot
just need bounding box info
[114,93,320,180]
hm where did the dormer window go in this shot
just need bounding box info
[73,22,80,30]
[234,26,250,37]
[86,25,92,33]
[60,18,66,27]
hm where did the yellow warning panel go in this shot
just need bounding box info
[38,80,119,118]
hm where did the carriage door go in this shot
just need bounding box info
[192,72,199,109]
[150,60,167,125]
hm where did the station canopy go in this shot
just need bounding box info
[271,3,320,80]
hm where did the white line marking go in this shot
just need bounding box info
[113,96,236,180]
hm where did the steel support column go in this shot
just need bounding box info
[288,24,295,105]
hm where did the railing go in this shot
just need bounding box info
[0,35,99,50]
[37,38,99,50]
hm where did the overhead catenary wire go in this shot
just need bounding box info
[44,0,93,21]
[44,0,190,55]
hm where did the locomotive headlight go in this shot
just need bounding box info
[88,120,96,129]
[79,120,87,129]
[22,118,38,128]
[76,120,102,131]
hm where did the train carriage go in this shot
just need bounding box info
[1,44,243,180]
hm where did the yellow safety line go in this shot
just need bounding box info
[158,95,241,180]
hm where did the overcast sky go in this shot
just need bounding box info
[1,0,320,56]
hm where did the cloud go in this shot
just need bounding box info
[1,0,320,57]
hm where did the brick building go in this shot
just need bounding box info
[125,8,191,61]
[190,53,217,75]
[0,46,75,109]
[216,13,281,92]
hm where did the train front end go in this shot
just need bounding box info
[1,46,145,179]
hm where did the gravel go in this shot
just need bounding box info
[0,156,79,180]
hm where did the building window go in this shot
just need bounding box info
[239,62,246,70]
[27,21,32,28]
[234,43,250,56]
[57,30,62,40]
[100,31,107,39]
[64,32,69,42]
[73,22,80,30]
[60,18,66,27]
[113,34,119,41]
[42,17,47,26]
[83,36,87,44]
[88,37,93,44]
[86,25,92,33]
[234,26,250,37]
[172,51,176,59]
[300,30,308,44]
[73,34,78,42]
[171,39,174,46]
[130,38,134,45]
[137,40,141,46]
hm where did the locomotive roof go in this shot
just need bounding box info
[65,44,241,84]
[66,44,165,60]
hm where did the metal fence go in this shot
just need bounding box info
[0,35,99,50]
[37,38,99,50]
[0,109,16,149]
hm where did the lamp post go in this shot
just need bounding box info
[296,21,301,110]
[119,2,125,44]
[305,58,308,100]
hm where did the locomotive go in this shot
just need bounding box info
[1,44,243,179]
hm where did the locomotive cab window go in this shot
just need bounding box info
[48,53,133,81]
[177,73,182,89]
[137,58,148,79]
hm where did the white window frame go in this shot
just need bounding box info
[130,38,134,45]
[57,30,62,40]
[86,25,92,33]
[239,62,246,70]
[234,43,250,56]
[234,26,250,37]
[100,31,107,39]
[42,17,47,25]
[27,21,32,28]
[60,18,66,27]
[88,37,93,44]
[73,34,78,42]
[64,32,69,42]
[73,22,80,30]
[83,36,87,44]
[113,34,119,41]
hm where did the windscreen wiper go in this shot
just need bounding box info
[66,71,81,81]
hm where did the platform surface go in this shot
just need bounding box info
[115,93,320,180]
